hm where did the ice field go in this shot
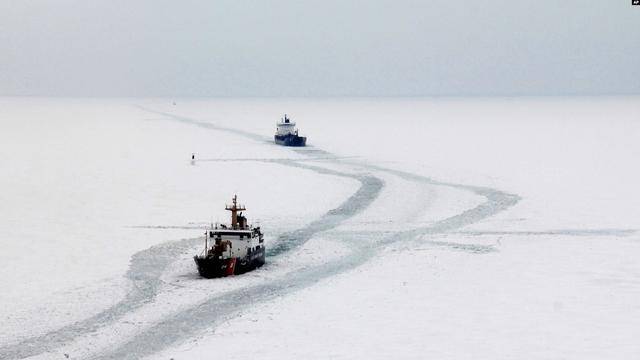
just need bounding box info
[1,97,639,359]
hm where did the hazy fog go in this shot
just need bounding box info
[1,0,638,97]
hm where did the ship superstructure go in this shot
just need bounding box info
[274,114,306,146]
[194,195,265,278]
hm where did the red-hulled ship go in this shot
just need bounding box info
[194,195,265,278]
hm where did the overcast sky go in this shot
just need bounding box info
[1,0,639,97]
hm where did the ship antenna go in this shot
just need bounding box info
[225,194,246,229]
[204,230,208,256]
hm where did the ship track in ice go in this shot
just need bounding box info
[0,154,383,360]
[0,107,521,360]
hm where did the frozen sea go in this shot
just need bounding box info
[1,97,639,359]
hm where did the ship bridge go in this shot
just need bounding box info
[276,114,297,136]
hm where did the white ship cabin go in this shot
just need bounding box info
[276,114,298,136]
[204,195,263,259]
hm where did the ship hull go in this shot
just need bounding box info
[194,246,266,278]
[274,134,306,147]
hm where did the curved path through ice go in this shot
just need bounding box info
[1,108,520,359]
[87,109,522,360]
[0,162,382,359]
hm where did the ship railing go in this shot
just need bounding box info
[225,204,246,210]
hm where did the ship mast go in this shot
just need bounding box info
[225,195,246,229]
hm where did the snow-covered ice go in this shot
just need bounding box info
[1,97,639,359]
